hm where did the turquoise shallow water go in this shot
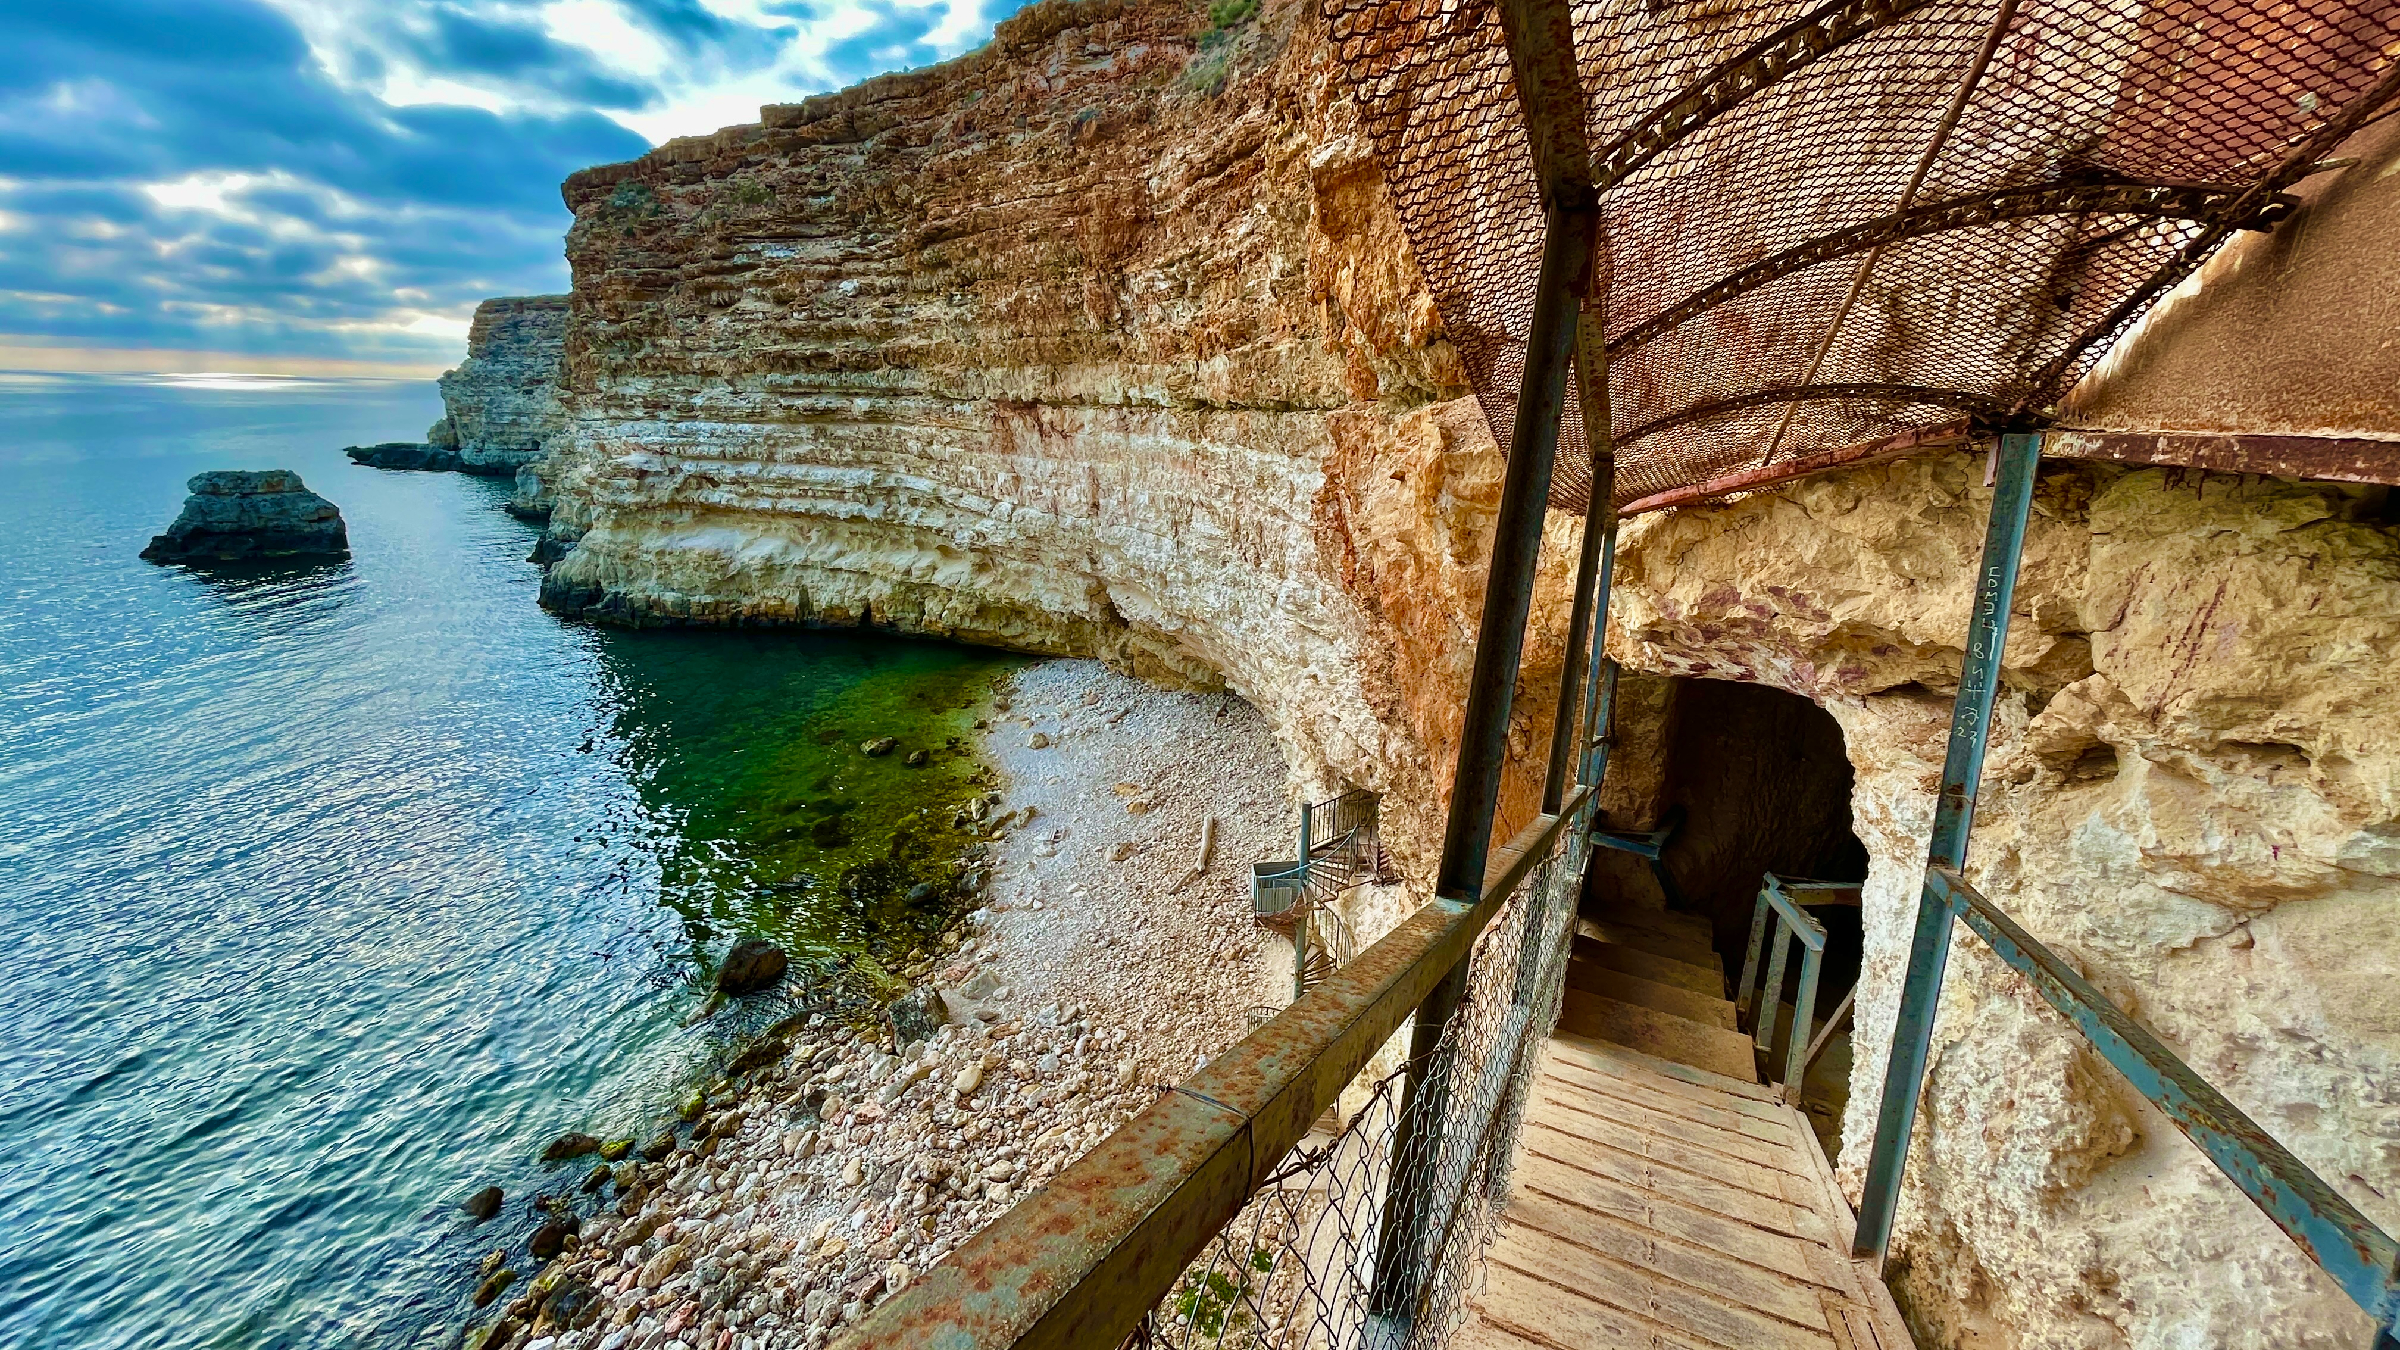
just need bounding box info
[0,373,1013,1348]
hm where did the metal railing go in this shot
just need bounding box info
[1733,874,1857,1091]
[1139,817,1588,1349]
[1854,433,2400,1346]
[844,786,1594,1350]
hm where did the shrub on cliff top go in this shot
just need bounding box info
[1206,0,1258,31]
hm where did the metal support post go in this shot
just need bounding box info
[1369,196,1596,1325]
[1295,802,1314,1000]
[1852,431,2042,1263]
[1544,294,1617,817]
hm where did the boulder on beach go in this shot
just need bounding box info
[888,986,949,1044]
[141,470,348,562]
[715,940,787,995]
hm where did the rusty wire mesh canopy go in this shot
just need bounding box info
[1324,0,2400,511]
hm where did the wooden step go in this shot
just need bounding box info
[1568,960,1738,1029]
[1573,936,1727,997]
[1578,916,1723,972]
[1561,988,1759,1081]
[1582,904,1714,945]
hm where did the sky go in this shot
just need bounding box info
[0,0,1026,377]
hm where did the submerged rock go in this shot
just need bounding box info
[141,470,348,562]
[860,736,898,757]
[715,940,787,995]
[344,441,463,472]
[540,1132,602,1163]
[461,1186,504,1222]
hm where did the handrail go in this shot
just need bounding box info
[843,785,1595,1350]
[1736,874,1835,1090]
[1925,864,2400,1336]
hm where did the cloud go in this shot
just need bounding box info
[0,0,1026,372]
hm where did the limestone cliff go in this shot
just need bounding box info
[518,0,2400,1343]
[428,295,570,478]
[533,0,1577,870]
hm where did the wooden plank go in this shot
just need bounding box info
[1517,1120,1836,1245]
[1533,1077,1805,1175]
[1492,1218,1838,1349]
[1504,1186,1840,1330]
[1473,1259,1720,1350]
[1547,1033,1783,1108]
[1542,1056,1801,1147]
[1583,904,1717,945]
[1514,1151,1851,1290]
[1573,936,1729,996]
[1568,961,1739,1028]
[1522,1105,1816,1214]
[1578,918,1723,971]
[1451,1310,1566,1350]
[1778,1100,1919,1349]
[1560,990,1758,1080]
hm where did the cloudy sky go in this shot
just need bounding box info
[0,0,1024,376]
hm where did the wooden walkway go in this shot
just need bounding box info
[1457,909,1914,1350]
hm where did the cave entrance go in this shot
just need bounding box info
[1580,674,1867,1153]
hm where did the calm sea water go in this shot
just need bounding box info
[0,373,1015,1349]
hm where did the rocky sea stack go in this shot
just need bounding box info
[141,470,348,563]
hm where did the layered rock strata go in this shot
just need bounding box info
[428,295,571,478]
[533,0,1579,870]
[517,0,2400,1343]
[141,470,348,562]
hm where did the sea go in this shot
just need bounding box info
[0,372,1017,1349]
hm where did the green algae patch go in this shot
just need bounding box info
[588,627,1024,986]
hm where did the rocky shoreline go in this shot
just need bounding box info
[445,660,1291,1350]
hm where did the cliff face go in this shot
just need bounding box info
[534,0,1577,869]
[523,0,2400,1343]
[430,295,570,475]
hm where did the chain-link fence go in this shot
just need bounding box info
[1129,824,1591,1350]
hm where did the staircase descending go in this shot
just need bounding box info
[1458,902,1916,1350]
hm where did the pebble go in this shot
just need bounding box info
[445,662,1290,1350]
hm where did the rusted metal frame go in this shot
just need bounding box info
[844,789,1590,1350]
[1620,383,2006,451]
[1618,418,1974,516]
[1853,430,2040,1264]
[1496,0,1593,202]
[1591,0,1942,195]
[1758,0,2021,467]
[1608,179,2291,359]
[2045,427,2400,490]
[1928,864,2400,1335]
[1376,195,1596,1324]
[2020,60,2400,411]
